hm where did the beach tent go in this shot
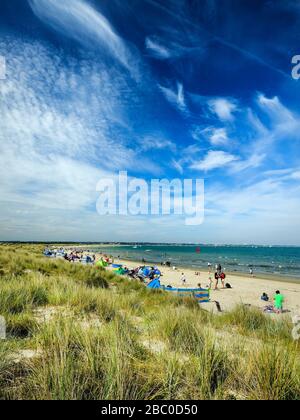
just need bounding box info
[147,278,210,303]
[142,267,151,277]
[147,278,161,289]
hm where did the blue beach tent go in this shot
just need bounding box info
[147,278,210,303]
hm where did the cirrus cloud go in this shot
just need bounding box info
[28,0,138,75]
[190,150,239,172]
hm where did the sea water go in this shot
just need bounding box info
[89,244,300,279]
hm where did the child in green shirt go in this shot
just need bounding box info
[274,291,284,314]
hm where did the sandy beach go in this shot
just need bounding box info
[110,256,300,316]
[63,246,300,316]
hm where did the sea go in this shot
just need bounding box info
[87,244,300,280]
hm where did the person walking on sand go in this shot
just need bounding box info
[214,272,220,290]
[208,262,212,274]
[216,263,222,276]
[181,273,186,286]
[220,272,226,289]
[274,290,284,314]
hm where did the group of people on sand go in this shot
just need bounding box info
[44,247,98,264]
[119,265,161,282]
[212,263,228,290]
[62,250,98,264]
[181,263,229,291]
[261,290,285,314]
[44,250,288,314]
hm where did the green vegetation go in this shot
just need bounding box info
[0,244,299,400]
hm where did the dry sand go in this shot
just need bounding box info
[111,257,300,315]
[65,247,300,316]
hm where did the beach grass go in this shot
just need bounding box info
[0,244,299,400]
[215,304,294,342]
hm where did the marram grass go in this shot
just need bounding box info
[0,244,299,400]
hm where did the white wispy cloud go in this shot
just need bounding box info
[190,150,239,171]
[208,97,237,121]
[257,94,295,123]
[205,177,300,243]
[230,154,266,173]
[263,168,300,182]
[209,128,229,146]
[199,127,229,146]
[244,94,300,162]
[139,136,177,152]
[145,36,172,59]
[0,38,157,221]
[28,0,137,75]
[171,159,184,175]
[144,0,290,80]
[188,93,299,178]
[159,82,187,114]
[145,35,199,60]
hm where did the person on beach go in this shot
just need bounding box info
[213,263,223,290]
[214,272,220,290]
[220,272,226,289]
[181,273,186,286]
[261,293,269,302]
[274,291,284,313]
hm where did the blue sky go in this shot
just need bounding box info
[1,0,300,244]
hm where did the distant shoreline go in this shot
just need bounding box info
[65,245,300,285]
[4,242,300,248]
[116,256,300,285]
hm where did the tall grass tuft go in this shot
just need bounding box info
[6,313,38,339]
[156,308,208,354]
[242,344,300,400]
[18,317,149,400]
[0,278,49,314]
[193,332,231,399]
[217,305,294,342]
